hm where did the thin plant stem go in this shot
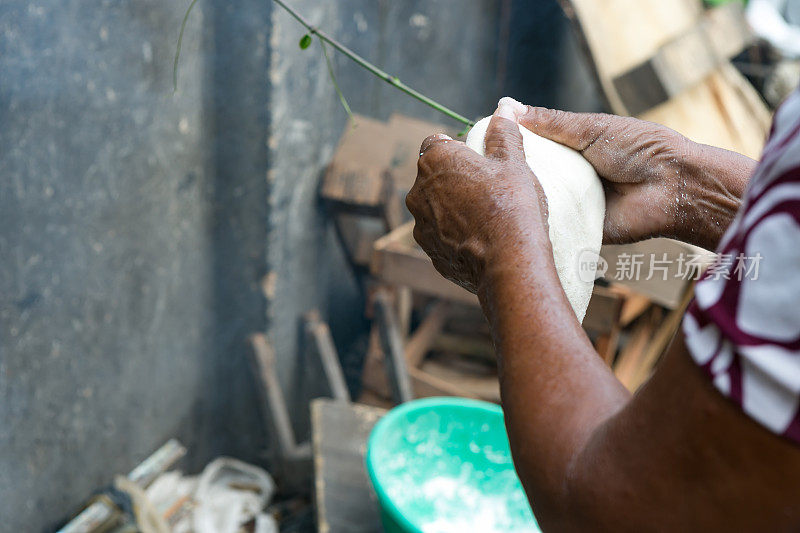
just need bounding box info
[173,0,200,93]
[172,0,475,128]
[320,40,354,122]
[271,0,474,127]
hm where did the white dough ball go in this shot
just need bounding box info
[465,115,605,323]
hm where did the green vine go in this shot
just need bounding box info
[319,39,354,122]
[173,0,475,129]
[173,0,199,93]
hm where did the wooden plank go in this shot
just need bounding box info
[595,328,621,366]
[442,304,492,337]
[360,327,392,400]
[360,331,485,402]
[704,2,753,59]
[311,399,385,533]
[612,2,753,115]
[304,310,351,403]
[619,294,653,328]
[628,283,695,390]
[562,0,769,159]
[405,301,450,368]
[371,222,479,306]
[583,286,623,335]
[373,290,414,403]
[357,389,395,409]
[322,114,453,211]
[408,366,480,400]
[396,286,413,339]
[371,223,678,332]
[431,333,495,363]
[248,334,311,461]
[334,214,387,268]
[563,0,701,111]
[371,223,663,349]
[600,239,713,309]
[586,289,622,365]
[641,66,771,160]
[606,283,653,326]
[614,307,663,391]
[418,360,500,403]
[386,114,453,193]
[321,114,394,209]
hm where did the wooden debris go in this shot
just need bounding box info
[372,289,414,403]
[613,307,664,390]
[359,326,392,400]
[611,2,753,115]
[420,355,500,403]
[404,301,450,368]
[323,114,452,268]
[371,221,478,305]
[561,0,770,158]
[612,284,695,391]
[304,310,351,403]
[613,286,653,327]
[409,366,480,400]
[626,284,695,390]
[431,334,495,363]
[249,313,352,465]
[249,334,311,462]
[583,285,624,364]
[311,399,385,533]
[321,115,397,212]
[600,239,712,309]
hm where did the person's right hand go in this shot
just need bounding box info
[518,108,757,250]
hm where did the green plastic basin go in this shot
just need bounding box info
[366,397,541,533]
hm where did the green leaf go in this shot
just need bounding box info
[299,34,313,49]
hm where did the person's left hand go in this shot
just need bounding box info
[406,98,549,294]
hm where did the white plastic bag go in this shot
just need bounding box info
[192,457,276,533]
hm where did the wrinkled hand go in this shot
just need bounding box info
[519,107,692,245]
[406,98,548,294]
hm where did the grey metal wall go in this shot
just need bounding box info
[0,0,599,530]
[0,1,270,530]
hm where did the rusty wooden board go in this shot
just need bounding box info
[312,399,386,533]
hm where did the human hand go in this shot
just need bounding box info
[406,98,549,294]
[519,108,755,249]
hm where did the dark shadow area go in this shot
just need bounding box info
[198,0,272,468]
[503,0,605,112]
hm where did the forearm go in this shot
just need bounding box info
[478,237,630,523]
[408,101,799,530]
[673,142,757,250]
